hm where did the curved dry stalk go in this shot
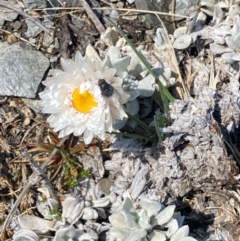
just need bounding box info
[0,0,50,34]
[0,136,68,238]
[33,6,188,19]
[79,0,105,34]
[171,0,176,29]
[155,14,190,99]
[203,206,238,221]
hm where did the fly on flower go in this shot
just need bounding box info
[39,49,129,144]
[98,79,114,97]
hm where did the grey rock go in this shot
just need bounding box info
[25,18,54,38]
[25,19,42,38]
[49,55,58,63]
[175,0,189,16]
[22,0,46,9]
[0,42,49,98]
[175,0,199,20]
[135,0,173,33]
[12,21,22,31]
[0,0,20,27]
[116,2,124,8]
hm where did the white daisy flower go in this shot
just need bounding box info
[40,51,129,144]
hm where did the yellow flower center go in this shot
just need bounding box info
[72,87,98,113]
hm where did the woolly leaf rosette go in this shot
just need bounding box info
[40,51,129,144]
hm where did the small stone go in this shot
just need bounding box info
[25,19,42,38]
[11,21,22,31]
[43,32,54,47]
[7,34,17,44]
[28,37,36,45]
[50,55,58,63]
[41,17,54,29]
[145,29,154,36]
[25,18,53,38]
[135,0,173,32]
[97,178,112,196]
[0,42,49,98]
[47,47,53,53]
[116,2,124,8]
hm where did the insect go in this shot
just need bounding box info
[98,79,114,97]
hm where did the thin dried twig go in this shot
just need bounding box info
[79,0,105,34]
[0,136,68,238]
[32,7,188,19]
[68,22,94,54]
[59,11,71,59]
[95,7,188,19]
[155,14,190,99]
[0,0,50,34]
[171,0,176,29]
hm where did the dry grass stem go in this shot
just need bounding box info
[209,52,219,90]
[79,0,105,34]
[155,14,190,99]
[32,7,187,19]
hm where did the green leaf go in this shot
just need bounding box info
[154,116,164,142]
[104,17,174,111]
[126,111,154,135]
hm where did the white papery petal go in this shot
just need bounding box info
[40,49,129,144]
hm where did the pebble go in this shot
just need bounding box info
[43,33,54,47]
[11,21,22,31]
[54,37,60,49]
[25,20,42,38]
[25,18,54,38]
[0,42,49,98]
[50,55,58,63]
